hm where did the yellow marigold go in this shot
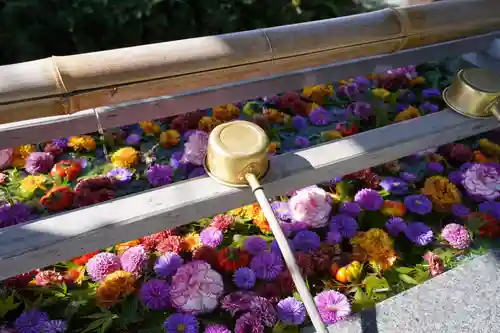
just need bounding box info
[139,121,161,135]
[264,108,286,123]
[351,228,396,271]
[159,130,181,148]
[183,233,202,252]
[479,138,500,157]
[213,104,240,121]
[268,141,280,153]
[372,88,391,100]
[115,240,141,255]
[302,84,333,104]
[96,271,136,308]
[12,145,35,168]
[242,203,262,220]
[421,176,461,212]
[380,200,407,217]
[227,207,246,217]
[320,130,343,142]
[68,136,96,151]
[111,147,139,168]
[20,175,47,195]
[198,116,222,132]
[409,76,426,85]
[253,212,270,234]
[339,79,354,85]
[394,106,420,123]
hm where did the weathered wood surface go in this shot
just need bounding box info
[0,32,496,150]
[0,110,497,279]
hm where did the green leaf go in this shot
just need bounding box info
[79,318,109,333]
[0,295,20,318]
[364,275,389,296]
[352,288,375,312]
[395,267,415,274]
[398,274,419,285]
[273,322,300,333]
[100,317,114,333]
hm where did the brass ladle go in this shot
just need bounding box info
[204,120,329,333]
[443,68,500,120]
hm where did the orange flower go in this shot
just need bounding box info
[198,116,222,132]
[159,130,181,148]
[473,150,490,163]
[409,76,426,85]
[96,271,136,308]
[264,108,286,123]
[380,200,407,217]
[72,251,100,265]
[422,176,461,212]
[115,240,141,255]
[183,233,202,252]
[394,106,420,122]
[268,142,280,153]
[213,104,240,121]
[65,266,86,285]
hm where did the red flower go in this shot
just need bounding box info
[216,247,250,273]
[156,235,184,254]
[50,160,82,181]
[192,246,218,266]
[3,270,39,288]
[40,186,74,212]
[336,122,359,136]
[139,230,173,251]
[73,177,115,208]
[72,251,100,265]
[476,214,500,238]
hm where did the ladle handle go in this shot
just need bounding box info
[245,173,329,333]
[490,103,500,121]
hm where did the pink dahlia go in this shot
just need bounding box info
[120,245,149,276]
[140,229,173,251]
[34,270,64,286]
[156,235,184,254]
[86,252,121,282]
[441,223,471,249]
[170,260,224,314]
[288,186,332,228]
[182,130,209,166]
[314,290,351,324]
[210,214,234,231]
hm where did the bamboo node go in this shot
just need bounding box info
[390,8,411,51]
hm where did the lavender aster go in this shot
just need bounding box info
[329,214,358,239]
[164,313,199,333]
[250,252,284,281]
[125,133,142,146]
[354,189,384,211]
[385,217,407,236]
[270,201,292,222]
[309,107,331,126]
[404,195,433,215]
[188,167,206,179]
[338,202,361,217]
[451,203,470,218]
[200,227,223,248]
[292,230,321,252]
[277,297,306,325]
[292,116,307,130]
[400,171,418,183]
[380,177,409,195]
[15,310,49,333]
[204,324,231,333]
[244,236,268,255]
[233,267,257,290]
[182,130,209,166]
[170,151,186,169]
[235,312,264,333]
[422,88,441,99]
[441,223,471,249]
[107,168,133,183]
[25,152,54,174]
[295,136,310,149]
[154,252,184,278]
[147,164,173,187]
[420,101,439,114]
[0,202,33,228]
[42,320,68,333]
[314,290,351,324]
[347,102,372,120]
[139,279,171,310]
[448,170,464,185]
[404,222,434,246]
[120,245,148,276]
[427,162,444,174]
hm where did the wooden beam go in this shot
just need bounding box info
[0,110,497,279]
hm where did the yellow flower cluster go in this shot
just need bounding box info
[394,106,420,123]
[264,108,289,124]
[159,130,181,148]
[96,271,136,308]
[422,176,461,212]
[228,203,270,233]
[479,138,500,157]
[183,232,202,252]
[12,145,35,168]
[302,84,334,104]
[68,136,96,151]
[372,88,391,100]
[351,228,396,271]
[111,147,139,168]
[20,175,47,195]
[139,121,161,135]
[198,116,222,132]
[115,240,141,255]
[213,104,240,121]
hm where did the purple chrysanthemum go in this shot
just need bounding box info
[107,168,133,183]
[479,201,500,219]
[400,171,417,183]
[326,231,343,245]
[0,202,33,228]
[448,170,464,185]
[139,279,171,310]
[120,245,148,276]
[188,168,206,179]
[292,116,307,131]
[309,107,331,126]
[380,177,409,195]
[441,223,471,249]
[244,236,268,255]
[404,195,433,215]
[462,163,500,201]
[86,252,121,282]
[164,313,199,333]
[233,267,257,290]
[385,217,407,237]
[250,296,277,327]
[199,227,223,248]
[451,203,470,218]
[235,312,264,333]
[292,230,321,252]
[250,252,284,281]
[125,133,142,146]
[147,164,173,187]
[42,320,68,333]
[25,152,54,174]
[338,202,361,217]
[154,252,184,278]
[14,310,49,333]
[53,138,68,149]
[277,297,306,325]
[295,136,310,149]
[354,189,384,211]
[204,324,231,333]
[404,222,434,246]
[314,290,351,325]
[427,162,444,174]
[347,102,372,120]
[329,214,358,239]
[221,291,255,316]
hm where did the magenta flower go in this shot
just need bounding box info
[314,290,351,324]
[235,312,264,333]
[354,188,384,211]
[250,252,284,281]
[441,223,471,249]
[120,245,149,276]
[170,261,224,314]
[139,279,171,310]
[25,152,54,174]
[0,148,13,170]
[462,163,500,201]
[288,186,332,228]
[86,252,121,282]
[182,130,209,166]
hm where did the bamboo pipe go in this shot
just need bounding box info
[0,0,499,125]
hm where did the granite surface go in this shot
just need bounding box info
[303,250,500,333]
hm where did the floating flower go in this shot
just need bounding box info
[347,102,372,120]
[217,247,250,273]
[427,161,444,174]
[338,202,361,217]
[380,177,408,195]
[422,176,462,212]
[329,214,358,239]
[86,252,121,282]
[72,251,100,266]
[233,267,257,290]
[294,136,310,149]
[404,194,432,215]
[39,185,73,212]
[309,107,331,126]
[111,147,139,168]
[204,324,231,333]
[12,145,35,168]
[157,235,184,254]
[385,217,407,236]
[320,129,343,142]
[462,163,500,201]
[337,83,360,99]
[302,84,333,104]
[0,202,33,228]
[288,186,332,228]
[139,121,161,134]
[164,313,199,333]
[210,214,234,231]
[34,270,64,286]
[170,261,224,314]
[276,297,306,325]
[327,231,343,245]
[394,106,420,122]
[183,232,202,252]
[67,136,96,151]
[15,310,49,333]
[125,133,142,146]
[235,312,264,333]
[198,116,222,132]
[250,252,284,281]
[354,188,384,211]
[244,236,268,255]
[120,245,148,276]
[441,223,471,249]
[140,229,172,251]
[107,168,133,183]
[213,104,240,121]
[404,222,433,246]
[25,152,54,174]
[293,230,321,252]
[478,201,500,220]
[380,200,407,217]
[43,320,68,332]
[159,129,181,148]
[314,290,351,324]
[73,177,115,207]
[182,130,209,166]
[96,271,136,308]
[154,252,184,278]
[292,115,307,130]
[0,148,13,170]
[50,160,82,181]
[451,203,470,218]
[20,175,47,195]
[200,227,223,248]
[147,164,173,187]
[139,279,171,310]
[423,251,444,277]
[351,228,396,270]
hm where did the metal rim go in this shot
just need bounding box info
[203,157,270,188]
[442,87,495,119]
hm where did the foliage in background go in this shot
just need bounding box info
[0,0,386,65]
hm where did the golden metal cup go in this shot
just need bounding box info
[204,120,270,187]
[443,68,500,120]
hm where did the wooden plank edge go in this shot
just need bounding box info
[0,110,497,279]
